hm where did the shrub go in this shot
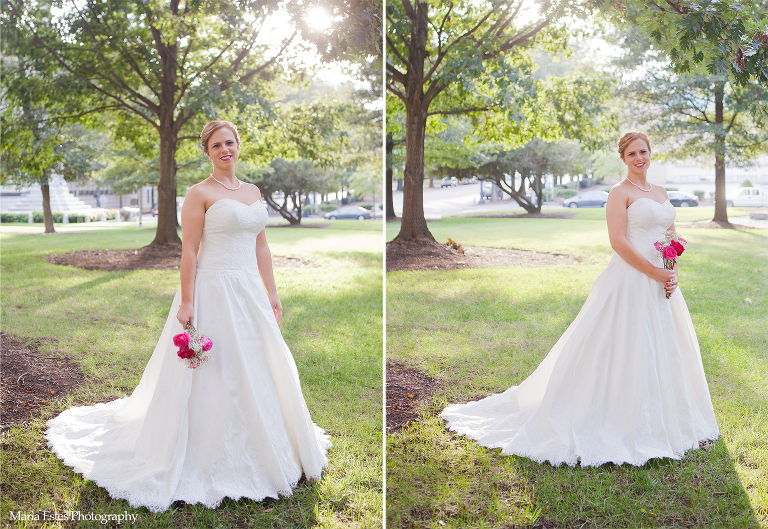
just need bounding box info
[0,213,27,223]
[319,204,338,213]
[693,190,705,201]
[0,211,104,223]
[740,179,754,188]
[664,187,679,191]
[559,189,577,199]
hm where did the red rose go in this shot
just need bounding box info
[177,347,194,359]
[670,240,685,256]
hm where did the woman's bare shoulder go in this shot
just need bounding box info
[183,181,215,209]
[608,181,630,199]
[185,181,209,199]
[242,182,262,199]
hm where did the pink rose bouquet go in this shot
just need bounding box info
[654,233,688,299]
[173,323,213,369]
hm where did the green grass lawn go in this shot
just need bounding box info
[1,220,383,528]
[386,215,768,528]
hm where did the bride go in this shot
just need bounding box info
[441,132,720,467]
[46,120,331,512]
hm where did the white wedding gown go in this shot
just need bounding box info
[441,198,719,467]
[46,199,331,512]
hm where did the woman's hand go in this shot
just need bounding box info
[176,302,194,328]
[269,293,282,324]
[664,267,678,296]
[650,266,675,285]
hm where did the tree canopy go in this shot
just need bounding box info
[598,0,768,88]
[386,0,616,243]
[2,0,331,245]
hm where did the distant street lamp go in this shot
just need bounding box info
[137,183,143,228]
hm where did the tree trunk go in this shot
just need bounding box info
[712,80,728,224]
[40,177,55,234]
[386,133,397,219]
[534,173,543,213]
[395,1,434,243]
[397,107,432,241]
[151,36,184,246]
[264,196,301,225]
[294,190,303,224]
[385,168,397,219]
[496,174,537,213]
[152,125,182,246]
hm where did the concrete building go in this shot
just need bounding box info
[646,156,768,198]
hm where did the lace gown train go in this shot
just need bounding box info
[46,199,330,512]
[441,198,719,467]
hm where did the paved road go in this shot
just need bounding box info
[393,183,545,219]
[393,184,768,228]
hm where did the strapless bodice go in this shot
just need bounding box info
[626,198,676,264]
[196,199,268,271]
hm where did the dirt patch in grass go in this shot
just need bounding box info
[46,246,310,271]
[386,240,581,272]
[0,333,85,429]
[387,361,441,431]
[456,211,577,220]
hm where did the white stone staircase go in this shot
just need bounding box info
[0,175,95,214]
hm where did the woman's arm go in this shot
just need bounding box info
[251,186,282,323]
[176,187,206,327]
[605,188,674,285]
[256,228,282,324]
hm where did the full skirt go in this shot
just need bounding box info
[441,253,719,467]
[46,268,330,512]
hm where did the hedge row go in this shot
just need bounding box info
[0,210,120,223]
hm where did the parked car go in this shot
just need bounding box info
[440,177,457,188]
[150,206,158,217]
[460,176,478,185]
[726,187,766,207]
[480,181,503,200]
[667,191,698,207]
[563,191,609,208]
[324,205,372,220]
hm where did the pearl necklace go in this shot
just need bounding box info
[626,177,652,192]
[210,174,241,191]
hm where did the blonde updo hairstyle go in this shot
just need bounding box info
[200,120,241,155]
[617,132,651,160]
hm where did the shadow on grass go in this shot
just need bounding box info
[386,234,767,527]
[387,414,760,528]
[2,227,383,528]
[72,475,325,528]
